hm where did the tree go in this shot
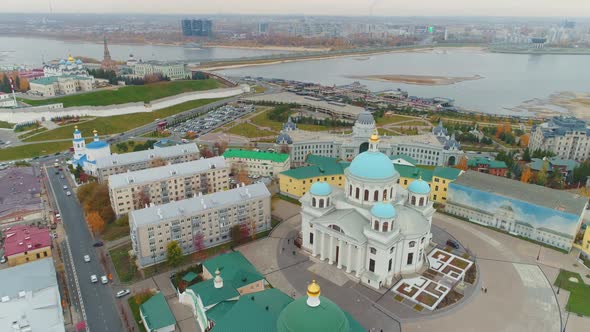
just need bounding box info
[536,162,548,186]
[150,157,167,168]
[521,166,533,183]
[239,223,250,242]
[166,241,183,267]
[573,160,590,185]
[87,211,105,234]
[548,168,564,189]
[236,168,251,185]
[193,232,205,252]
[520,134,530,147]
[230,225,242,244]
[214,141,228,155]
[456,156,468,171]
[200,145,215,158]
[136,190,151,209]
[134,288,154,305]
[522,147,532,162]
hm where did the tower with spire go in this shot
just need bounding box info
[100,36,118,72]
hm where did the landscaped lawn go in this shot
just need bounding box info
[17,127,48,140]
[24,98,221,142]
[102,222,130,242]
[0,120,14,129]
[376,114,422,125]
[227,122,276,138]
[554,269,590,316]
[250,111,284,131]
[128,296,148,332]
[21,79,221,107]
[0,141,73,161]
[110,243,137,283]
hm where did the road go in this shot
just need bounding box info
[45,166,123,332]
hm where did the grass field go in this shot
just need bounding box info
[128,297,148,332]
[0,141,73,161]
[21,79,221,107]
[389,120,431,127]
[554,269,590,316]
[102,222,130,242]
[0,120,14,129]
[24,98,221,142]
[250,109,349,132]
[17,127,48,139]
[376,114,423,125]
[227,122,276,138]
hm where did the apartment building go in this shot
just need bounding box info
[108,157,229,216]
[96,143,200,182]
[130,182,271,268]
[529,116,590,161]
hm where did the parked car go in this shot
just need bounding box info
[84,255,90,263]
[446,239,460,250]
[90,275,98,283]
[63,185,68,190]
[116,289,131,298]
[0,256,6,264]
[66,191,71,196]
[101,275,108,284]
[93,241,104,247]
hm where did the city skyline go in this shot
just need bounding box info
[3,0,590,17]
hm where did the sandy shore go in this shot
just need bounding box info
[346,74,484,86]
[507,91,590,120]
[203,44,332,52]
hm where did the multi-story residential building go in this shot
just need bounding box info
[108,157,229,216]
[467,157,508,177]
[2,225,52,267]
[181,19,213,37]
[223,149,290,178]
[130,182,271,268]
[276,113,463,167]
[95,143,200,183]
[132,61,188,80]
[529,116,590,161]
[0,259,65,332]
[29,75,94,97]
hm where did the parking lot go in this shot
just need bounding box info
[170,103,255,138]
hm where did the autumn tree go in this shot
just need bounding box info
[536,162,549,186]
[520,134,530,147]
[456,156,468,171]
[200,145,215,158]
[150,157,167,168]
[230,225,242,244]
[520,166,533,183]
[166,241,183,267]
[240,223,251,242]
[193,232,205,252]
[236,168,252,185]
[136,190,152,209]
[134,288,154,305]
[214,141,228,155]
[87,211,105,235]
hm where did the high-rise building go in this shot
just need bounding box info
[181,19,213,37]
[258,22,269,35]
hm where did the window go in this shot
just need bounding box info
[370,247,377,254]
[310,232,314,245]
[374,220,379,231]
[409,241,416,248]
[411,196,416,205]
[319,199,324,208]
[419,197,424,206]
[390,247,394,253]
[388,259,393,272]
[382,222,388,232]
[355,188,360,199]
[349,185,352,196]
[407,253,414,265]
[374,190,379,201]
[364,190,369,201]
[383,189,387,201]
[312,197,316,207]
[369,259,376,272]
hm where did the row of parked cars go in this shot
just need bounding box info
[171,104,255,137]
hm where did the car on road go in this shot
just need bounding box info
[446,239,460,250]
[66,191,71,196]
[101,275,108,284]
[93,241,104,247]
[60,175,65,179]
[0,256,6,264]
[84,255,91,263]
[116,289,130,298]
[63,185,68,190]
[90,275,98,283]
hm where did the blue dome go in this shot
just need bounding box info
[86,141,108,149]
[408,179,430,194]
[310,182,332,196]
[348,151,397,180]
[371,202,396,219]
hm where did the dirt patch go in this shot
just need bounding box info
[396,283,419,297]
[416,292,438,307]
[436,290,464,310]
[449,257,470,269]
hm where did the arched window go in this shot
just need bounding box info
[374,220,380,231]
[355,187,360,199]
[383,189,388,201]
[409,241,416,248]
[374,190,379,202]
[382,221,388,232]
[312,197,316,207]
[419,197,425,206]
[390,187,394,199]
[411,196,416,205]
[326,198,330,206]
[349,185,352,196]
[319,199,324,208]
[364,190,369,201]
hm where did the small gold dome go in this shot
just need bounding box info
[307,280,320,297]
[68,54,75,62]
[93,129,98,134]
[74,125,78,129]
[369,129,380,143]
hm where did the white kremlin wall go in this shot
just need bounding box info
[0,85,250,124]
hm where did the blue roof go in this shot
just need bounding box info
[73,137,84,142]
[408,179,430,194]
[86,140,108,149]
[310,182,332,196]
[348,151,397,180]
[371,202,396,219]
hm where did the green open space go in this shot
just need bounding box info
[0,120,14,129]
[17,127,48,140]
[102,223,130,242]
[227,122,276,138]
[250,109,350,132]
[20,79,221,108]
[554,269,590,316]
[110,242,138,283]
[24,98,221,142]
[376,114,423,125]
[0,141,73,161]
[128,296,148,332]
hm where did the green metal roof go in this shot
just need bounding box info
[396,165,433,182]
[389,154,418,166]
[344,311,366,332]
[529,157,579,172]
[203,252,264,289]
[30,77,58,85]
[139,292,176,330]
[187,279,240,307]
[210,289,293,332]
[223,149,289,163]
[182,271,199,283]
[277,296,350,332]
[281,154,348,180]
[467,157,507,169]
[206,301,237,323]
[433,167,462,180]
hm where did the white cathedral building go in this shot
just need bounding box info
[300,131,434,289]
[70,126,111,176]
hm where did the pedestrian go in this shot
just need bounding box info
[282,247,284,252]
[287,239,290,244]
[292,250,296,255]
[484,287,487,293]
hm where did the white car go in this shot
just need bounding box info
[101,275,108,284]
[116,289,131,298]
[84,255,90,263]
[63,185,68,190]
[66,191,71,196]
[90,275,98,283]
[0,256,6,264]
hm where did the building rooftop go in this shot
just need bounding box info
[223,149,289,163]
[96,143,199,169]
[390,154,418,166]
[281,154,348,180]
[433,167,463,180]
[30,77,58,85]
[286,128,445,148]
[396,165,433,182]
[528,157,579,172]
[3,225,51,257]
[0,166,42,219]
[130,182,270,227]
[245,92,365,118]
[140,292,176,330]
[451,171,587,215]
[108,156,226,189]
[203,252,264,290]
[467,157,508,169]
[188,279,240,308]
[535,116,590,138]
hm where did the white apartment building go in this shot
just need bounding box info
[130,182,271,267]
[222,149,291,178]
[133,61,188,80]
[96,143,200,182]
[108,157,229,216]
[29,76,94,97]
[529,116,590,161]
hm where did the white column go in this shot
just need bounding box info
[312,229,318,257]
[337,238,344,269]
[320,231,325,261]
[328,235,334,265]
[346,242,352,273]
[355,247,363,278]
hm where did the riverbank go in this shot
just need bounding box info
[346,74,483,86]
[203,44,331,52]
[507,91,590,121]
[489,46,590,55]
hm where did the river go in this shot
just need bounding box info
[216,48,590,116]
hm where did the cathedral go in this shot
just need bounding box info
[300,131,434,289]
[70,126,111,176]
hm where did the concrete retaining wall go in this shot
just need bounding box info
[1,85,249,124]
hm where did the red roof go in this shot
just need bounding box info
[2,225,51,257]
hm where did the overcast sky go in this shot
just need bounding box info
[2,0,590,17]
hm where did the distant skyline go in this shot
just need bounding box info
[2,0,590,18]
